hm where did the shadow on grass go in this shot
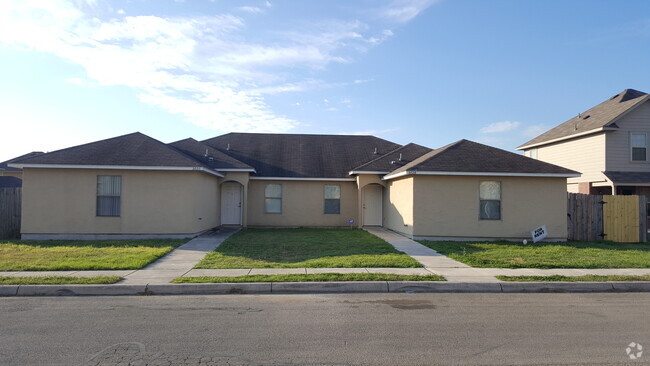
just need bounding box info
[0,239,186,249]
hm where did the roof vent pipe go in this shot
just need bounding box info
[398,153,403,161]
[373,147,378,154]
[204,149,208,157]
[226,143,230,151]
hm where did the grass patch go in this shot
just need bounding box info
[0,239,186,271]
[418,240,650,269]
[196,228,421,269]
[173,273,445,283]
[0,276,122,285]
[497,275,650,282]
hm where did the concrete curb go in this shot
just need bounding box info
[1,281,650,296]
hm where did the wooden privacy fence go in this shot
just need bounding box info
[567,193,647,243]
[0,187,21,239]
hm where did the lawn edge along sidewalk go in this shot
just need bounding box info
[2,281,650,296]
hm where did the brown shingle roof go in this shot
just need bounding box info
[202,133,401,178]
[12,132,215,169]
[351,143,432,173]
[387,139,579,178]
[0,152,44,172]
[603,171,650,184]
[518,89,649,149]
[168,138,254,171]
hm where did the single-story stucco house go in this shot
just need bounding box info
[8,132,578,241]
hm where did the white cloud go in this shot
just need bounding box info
[522,124,549,138]
[376,0,437,23]
[480,121,520,134]
[0,0,424,134]
[238,6,263,14]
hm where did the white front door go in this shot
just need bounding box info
[363,185,382,226]
[221,183,242,225]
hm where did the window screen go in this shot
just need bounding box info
[479,181,501,220]
[265,184,282,213]
[97,175,121,217]
[324,185,341,214]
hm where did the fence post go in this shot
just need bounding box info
[639,195,647,243]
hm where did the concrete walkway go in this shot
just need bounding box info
[119,228,239,284]
[364,227,503,282]
[2,227,650,286]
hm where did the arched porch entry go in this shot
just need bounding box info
[221,181,243,226]
[362,183,383,226]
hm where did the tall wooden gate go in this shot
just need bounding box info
[0,187,21,239]
[603,195,640,243]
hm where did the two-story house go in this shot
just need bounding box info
[517,89,650,195]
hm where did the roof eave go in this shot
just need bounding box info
[10,163,225,177]
[383,170,580,180]
[348,170,389,175]
[516,127,616,150]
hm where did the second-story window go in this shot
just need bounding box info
[631,133,647,161]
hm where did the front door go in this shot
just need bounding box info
[221,183,242,225]
[363,185,382,226]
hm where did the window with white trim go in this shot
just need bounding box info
[631,133,647,161]
[479,181,501,220]
[264,184,282,213]
[324,185,341,214]
[97,175,121,217]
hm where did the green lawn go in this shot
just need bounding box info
[0,239,186,271]
[497,275,650,282]
[196,228,421,268]
[0,276,122,285]
[173,273,444,283]
[418,240,650,268]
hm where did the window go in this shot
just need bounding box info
[631,133,647,161]
[324,185,341,214]
[264,184,282,213]
[97,175,121,217]
[479,181,501,220]
[529,148,538,160]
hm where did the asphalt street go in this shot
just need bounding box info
[1,293,649,365]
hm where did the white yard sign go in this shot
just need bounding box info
[531,225,548,243]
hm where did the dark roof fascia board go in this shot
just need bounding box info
[383,170,580,180]
[517,127,618,150]
[8,164,224,178]
[249,176,356,181]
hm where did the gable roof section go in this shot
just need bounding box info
[518,89,649,150]
[202,133,401,178]
[168,138,254,172]
[385,139,579,180]
[0,152,44,172]
[350,143,432,174]
[9,132,223,177]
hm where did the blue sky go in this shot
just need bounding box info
[1,0,649,161]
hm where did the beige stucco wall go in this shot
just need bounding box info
[412,175,567,239]
[246,180,358,227]
[530,132,605,186]
[383,177,414,236]
[21,168,220,236]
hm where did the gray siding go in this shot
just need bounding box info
[605,101,650,172]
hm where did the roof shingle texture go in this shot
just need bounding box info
[352,143,432,172]
[0,176,22,188]
[390,139,579,176]
[518,89,648,149]
[603,171,650,184]
[168,138,253,170]
[1,152,44,172]
[14,132,211,168]
[202,133,401,178]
